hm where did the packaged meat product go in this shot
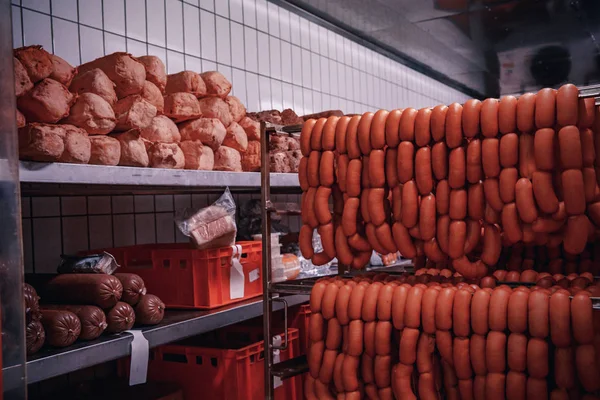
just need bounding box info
[16,109,26,128]
[61,92,116,135]
[140,80,164,114]
[241,141,261,171]
[115,129,149,167]
[57,252,120,274]
[17,78,75,123]
[42,305,107,340]
[214,146,242,172]
[40,309,81,347]
[226,95,246,122]
[270,151,291,173]
[69,68,118,106]
[77,52,146,98]
[24,283,41,323]
[106,302,135,333]
[222,121,248,152]
[14,45,53,83]
[26,320,45,355]
[114,273,147,305]
[49,54,77,87]
[140,115,181,146]
[178,117,226,150]
[14,57,33,97]
[281,108,303,125]
[147,142,185,169]
[135,294,165,325]
[89,135,121,166]
[59,125,91,164]
[200,71,231,98]
[198,97,233,127]
[163,92,201,122]
[176,188,237,249]
[18,123,66,161]
[136,55,167,93]
[112,95,157,131]
[239,116,260,140]
[165,71,206,97]
[43,274,123,309]
[179,140,215,170]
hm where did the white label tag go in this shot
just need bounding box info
[230,245,245,299]
[273,335,283,389]
[249,268,259,282]
[126,329,149,386]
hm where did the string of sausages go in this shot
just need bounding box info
[298,84,600,278]
[305,273,600,400]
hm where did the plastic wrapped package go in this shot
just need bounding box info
[57,252,120,274]
[175,188,237,249]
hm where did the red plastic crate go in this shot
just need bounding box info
[289,304,311,354]
[145,328,301,400]
[86,242,263,309]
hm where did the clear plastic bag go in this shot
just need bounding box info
[175,187,237,249]
[57,252,120,274]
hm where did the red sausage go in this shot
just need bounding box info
[399,108,418,142]
[534,128,555,171]
[499,95,518,134]
[535,88,556,129]
[446,103,463,148]
[415,108,432,147]
[371,109,388,150]
[415,147,433,195]
[466,139,483,183]
[385,109,402,148]
[462,99,482,138]
[432,141,448,180]
[397,142,415,184]
[481,98,500,137]
[482,138,501,178]
[449,147,466,189]
[500,132,519,168]
[557,83,579,127]
[431,105,448,142]
[517,93,536,133]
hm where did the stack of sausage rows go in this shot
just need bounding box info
[305,274,600,400]
[298,84,600,279]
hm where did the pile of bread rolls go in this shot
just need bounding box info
[25,273,164,355]
[298,84,600,278]
[14,45,261,172]
[306,273,600,400]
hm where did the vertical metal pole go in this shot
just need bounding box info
[260,122,274,399]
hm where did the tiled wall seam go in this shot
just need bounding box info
[13,0,470,272]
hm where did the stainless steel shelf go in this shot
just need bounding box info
[19,162,300,189]
[2,294,308,388]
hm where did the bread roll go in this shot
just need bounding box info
[16,109,26,128]
[14,57,33,97]
[17,78,75,123]
[113,95,157,131]
[115,129,149,167]
[14,45,53,83]
[226,95,246,122]
[214,146,242,172]
[49,54,77,87]
[69,68,118,105]
[200,71,231,98]
[222,121,248,153]
[198,97,233,127]
[140,115,180,145]
[166,71,206,97]
[241,141,261,172]
[89,135,121,165]
[178,117,226,150]
[287,149,302,172]
[271,151,291,173]
[18,123,66,161]
[147,142,185,169]
[136,55,167,93]
[180,140,214,170]
[239,116,260,140]
[140,80,164,113]
[61,92,116,135]
[163,92,201,122]
[60,125,91,164]
[78,52,146,98]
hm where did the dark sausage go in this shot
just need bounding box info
[43,274,123,309]
[106,301,135,333]
[40,309,81,347]
[114,273,146,305]
[42,305,106,340]
[135,294,165,325]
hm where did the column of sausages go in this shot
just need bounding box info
[470,288,491,400]
[571,291,600,394]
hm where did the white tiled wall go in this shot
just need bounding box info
[11,0,470,115]
[13,0,470,272]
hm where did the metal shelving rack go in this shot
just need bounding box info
[3,124,312,393]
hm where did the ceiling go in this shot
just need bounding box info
[276,0,600,98]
